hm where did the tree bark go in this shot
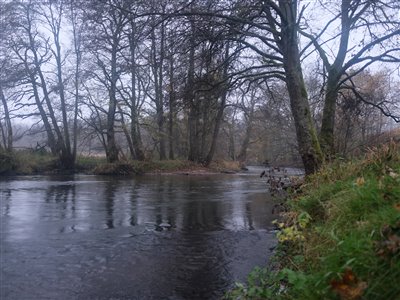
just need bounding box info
[278,1,322,175]
[0,86,12,152]
[319,72,339,156]
[186,20,198,162]
[205,43,230,166]
[128,20,145,161]
[49,2,74,168]
[168,51,176,160]
[150,16,166,160]
[107,38,119,163]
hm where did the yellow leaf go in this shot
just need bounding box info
[355,177,365,186]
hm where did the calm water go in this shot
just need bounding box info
[1,167,281,299]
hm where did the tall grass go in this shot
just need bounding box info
[227,141,400,299]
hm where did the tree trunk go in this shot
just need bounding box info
[319,73,339,156]
[188,107,200,162]
[106,39,119,163]
[52,12,74,168]
[151,16,166,160]
[129,20,145,161]
[279,1,322,175]
[70,1,80,162]
[186,20,198,162]
[204,92,226,166]
[168,54,175,160]
[237,120,253,163]
[204,43,230,166]
[0,86,12,152]
[318,0,351,157]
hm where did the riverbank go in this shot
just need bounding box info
[0,150,242,176]
[227,141,400,299]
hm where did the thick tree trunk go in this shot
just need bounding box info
[319,74,339,156]
[279,1,322,175]
[284,61,322,175]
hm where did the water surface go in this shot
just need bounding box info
[1,168,279,299]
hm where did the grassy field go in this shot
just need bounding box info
[227,141,400,299]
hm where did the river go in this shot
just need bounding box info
[0,167,286,299]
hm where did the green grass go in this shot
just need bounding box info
[0,149,57,175]
[227,142,400,300]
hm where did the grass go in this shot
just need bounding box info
[227,141,400,300]
[91,159,242,175]
[0,149,57,175]
[0,149,242,176]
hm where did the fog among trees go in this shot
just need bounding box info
[1,0,400,174]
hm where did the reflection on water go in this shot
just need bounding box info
[1,170,281,299]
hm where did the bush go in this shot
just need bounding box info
[0,151,17,174]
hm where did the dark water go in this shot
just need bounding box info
[1,167,281,300]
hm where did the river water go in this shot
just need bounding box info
[1,167,282,299]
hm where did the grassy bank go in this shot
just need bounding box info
[91,159,241,175]
[0,150,241,176]
[0,150,58,175]
[228,142,400,299]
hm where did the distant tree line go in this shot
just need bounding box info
[0,0,399,174]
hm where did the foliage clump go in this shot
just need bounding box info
[92,161,137,175]
[227,141,400,300]
[0,149,58,175]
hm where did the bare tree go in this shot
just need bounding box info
[82,0,130,162]
[9,1,77,167]
[301,0,400,156]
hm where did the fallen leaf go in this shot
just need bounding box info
[355,177,365,186]
[330,268,368,300]
[376,223,400,258]
[394,203,400,212]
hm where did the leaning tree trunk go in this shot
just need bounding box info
[284,62,322,175]
[279,1,322,175]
